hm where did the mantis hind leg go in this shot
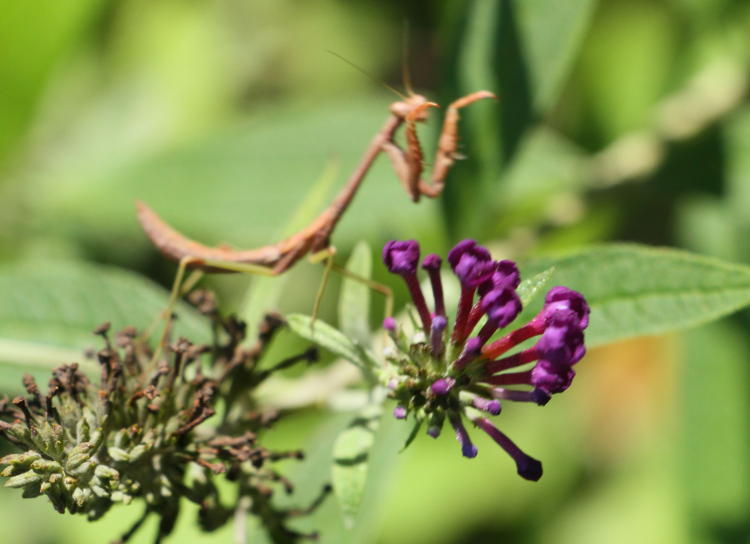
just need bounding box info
[147,257,279,364]
[309,247,336,326]
[141,257,203,343]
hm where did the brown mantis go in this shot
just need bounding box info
[137,89,496,333]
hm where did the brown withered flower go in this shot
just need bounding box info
[0,292,328,543]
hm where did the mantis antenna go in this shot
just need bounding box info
[325,50,407,100]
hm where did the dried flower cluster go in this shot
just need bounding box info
[0,292,328,543]
[382,239,590,480]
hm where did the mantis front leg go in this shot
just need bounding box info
[147,256,281,364]
[382,90,496,202]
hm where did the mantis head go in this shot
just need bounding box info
[390,94,439,122]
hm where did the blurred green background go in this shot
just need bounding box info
[1,0,750,542]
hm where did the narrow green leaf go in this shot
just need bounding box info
[286,314,377,379]
[726,106,750,223]
[241,160,338,339]
[399,419,422,453]
[268,408,408,542]
[514,0,598,111]
[338,241,372,346]
[725,105,750,264]
[522,244,750,346]
[454,0,595,174]
[332,404,381,529]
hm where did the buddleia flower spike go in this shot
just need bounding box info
[381,239,590,481]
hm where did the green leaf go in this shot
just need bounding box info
[338,241,372,346]
[456,0,596,161]
[0,260,208,386]
[517,267,554,307]
[726,106,750,222]
[286,314,377,379]
[332,404,382,529]
[725,105,750,263]
[514,0,598,111]
[522,244,750,346]
[399,419,422,453]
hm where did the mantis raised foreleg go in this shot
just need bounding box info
[137,89,495,351]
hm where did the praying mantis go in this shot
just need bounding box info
[137,89,496,330]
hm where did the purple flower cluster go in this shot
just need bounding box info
[382,239,590,481]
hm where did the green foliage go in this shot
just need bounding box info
[523,244,750,346]
[0,0,749,542]
[516,267,553,307]
[0,261,207,392]
[332,404,381,529]
[338,241,373,346]
[286,314,378,381]
[0,261,207,346]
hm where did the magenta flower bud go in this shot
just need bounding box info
[432,315,447,332]
[382,240,420,275]
[427,412,445,438]
[427,425,441,438]
[393,405,408,419]
[472,397,502,415]
[491,387,551,406]
[448,240,495,343]
[430,377,455,396]
[453,337,483,370]
[540,287,590,329]
[449,413,478,458]
[447,239,494,287]
[478,260,521,296]
[382,240,432,333]
[530,360,575,394]
[421,253,442,271]
[536,309,586,366]
[516,456,544,482]
[382,317,397,331]
[422,253,446,317]
[430,315,447,357]
[481,287,522,329]
[474,417,543,481]
[532,388,551,406]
